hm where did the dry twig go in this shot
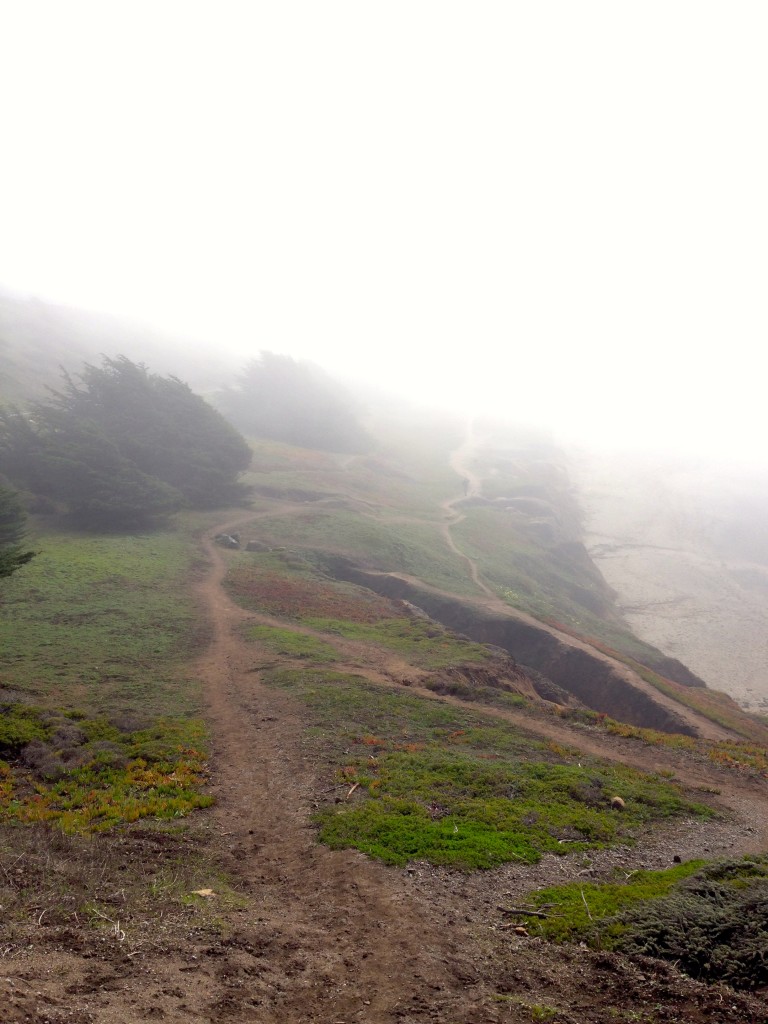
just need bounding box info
[580,888,593,921]
[497,905,552,919]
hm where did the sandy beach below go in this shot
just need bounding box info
[571,450,768,713]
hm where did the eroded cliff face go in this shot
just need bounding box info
[571,449,768,713]
[326,559,717,738]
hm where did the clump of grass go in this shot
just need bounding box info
[608,858,768,990]
[0,704,212,832]
[423,677,529,710]
[525,857,768,992]
[245,624,341,662]
[265,670,714,870]
[706,739,768,775]
[0,704,49,753]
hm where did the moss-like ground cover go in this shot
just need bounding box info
[0,704,212,832]
[265,669,713,870]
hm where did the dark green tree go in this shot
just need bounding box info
[0,485,35,578]
[47,357,253,507]
[0,357,253,530]
[217,352,373,453]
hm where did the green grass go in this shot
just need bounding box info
[226,547,495,668]
[265,669,714,870]
[455,507,610,612]
[525,861,706,943]
[0,522,203,717]
[452,507,689,668]
[245,624,341,662]
[629,662,768,742]
[248,509,478,594]
[303,616,492,669]
[550,705,768,779]
[0,515,217,833]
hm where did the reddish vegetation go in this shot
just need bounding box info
[225,566,397,622]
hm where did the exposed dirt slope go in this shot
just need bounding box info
[330,562,742,742]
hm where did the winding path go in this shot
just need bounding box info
[191,519,484,1022]
[440,421,495,597]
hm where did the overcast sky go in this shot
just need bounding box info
[1,2,766,462]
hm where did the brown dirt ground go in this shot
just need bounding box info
[3,515,768,1023]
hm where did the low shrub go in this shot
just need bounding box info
[525,857,768,991]
[608,858,768,990]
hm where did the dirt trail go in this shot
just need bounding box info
[6,466,768,1020]
[189,519,493,1022]
[439,423,495,598]
[448,421,485,500]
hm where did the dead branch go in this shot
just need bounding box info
[497,905,553,919]
[346,782,360,800]
[580,889,593,921]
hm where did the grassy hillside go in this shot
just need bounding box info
[0,513,218,833]
[2,335,767,1019]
